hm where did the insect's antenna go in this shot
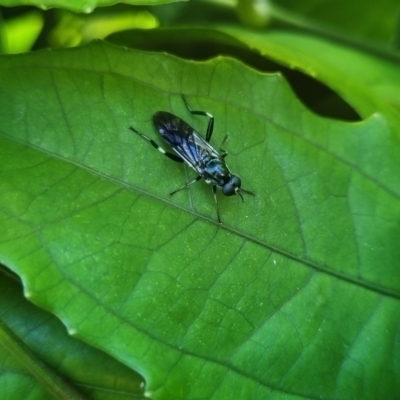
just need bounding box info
[236,188,244,202]
[241,188,256,196]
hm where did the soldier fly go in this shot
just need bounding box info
[129,95,254,223]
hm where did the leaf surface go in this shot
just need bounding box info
[0,40,399,399]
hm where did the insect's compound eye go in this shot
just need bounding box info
[222,175,241,196]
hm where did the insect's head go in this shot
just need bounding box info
[222,175,244,201]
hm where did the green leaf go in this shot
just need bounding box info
[0,0,180,13]
[0,271,145,399]
[0,40,399,399]
[268,0,400,45]
[109,25,400,119]
[0,10,44,54]
[215,26,400,118]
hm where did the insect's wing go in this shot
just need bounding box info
[153,111,211,169]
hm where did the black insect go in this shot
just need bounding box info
[129,95,254,223]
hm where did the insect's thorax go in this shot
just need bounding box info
[202,156,232,187]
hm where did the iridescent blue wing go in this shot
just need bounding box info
[153,111,218,172]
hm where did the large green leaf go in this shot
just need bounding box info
[0,40,399,399]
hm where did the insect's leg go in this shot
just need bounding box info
[219,134,229,158]
[169,175,202,196]
[129,126,183,163]
[212,185,222,224]
[181,94,214,142]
